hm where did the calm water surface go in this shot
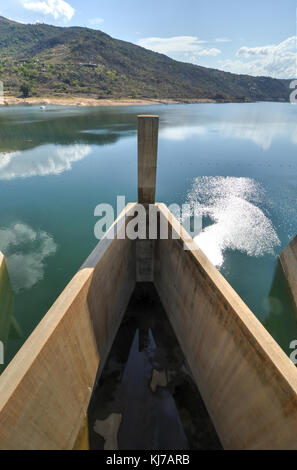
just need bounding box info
[0,102,296,368]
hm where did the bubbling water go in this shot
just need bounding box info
[185,176,280,267]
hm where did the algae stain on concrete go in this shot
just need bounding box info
[0,253,22,372]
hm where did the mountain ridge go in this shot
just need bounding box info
[0,16,290,102]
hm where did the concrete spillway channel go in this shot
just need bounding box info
[1,116,297,450]
[280,235,297,312]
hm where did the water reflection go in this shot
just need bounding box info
[0,144,91,180]
[88,284,222,450]
[0,223,57,292]
[160,126,206,141]
[0,255,22,373]
[0,102,296,368]
[1,103,296,157]
[0,106,137,153]
[263,261,297,356]
[159,103,297,150]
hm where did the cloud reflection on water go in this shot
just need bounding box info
[0,144,91,180]
[159,105,297,150]
[0,223,57,292]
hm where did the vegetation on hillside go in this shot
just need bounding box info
[0,16,290,102]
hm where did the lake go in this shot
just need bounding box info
[0,102,296,369]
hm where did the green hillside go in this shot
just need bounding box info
[0,16,290,101]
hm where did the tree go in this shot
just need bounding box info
[20,82,31,98]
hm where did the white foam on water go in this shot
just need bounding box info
[185,177,280,267]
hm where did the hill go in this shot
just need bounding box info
[0,16,290,102]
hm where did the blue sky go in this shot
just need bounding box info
[1,0,297,78]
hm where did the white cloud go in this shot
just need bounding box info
[219,36,297,79]
[137,36,222,63]
[184,48,221,65]
[137,36,207,54]
[0,223,57,292]
[214,38,231,43]
[89,17,104,27]
[236,38,295,58]
[23,0,75,21]
[194,48,221,57]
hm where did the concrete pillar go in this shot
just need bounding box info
[0,252,15,372]
[136,115,159,282]
[138,115,159,204]
[280,235,297,310]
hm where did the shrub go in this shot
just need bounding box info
[20,82,32,97]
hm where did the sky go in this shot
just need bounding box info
[0,0,297,78]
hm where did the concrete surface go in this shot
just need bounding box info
[87,283,222,450]
[154,203,297,450]
[280,235,297,311]
[0,253,14,351]
[0,205,136,450]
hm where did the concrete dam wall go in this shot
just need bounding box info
[280,235,297,311]
[0,253,14,347]
[1,203,297,449]
[154,204,297,450]
[0,252,20,374]
[0,206,136,450]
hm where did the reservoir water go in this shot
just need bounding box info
[0,102,296,370]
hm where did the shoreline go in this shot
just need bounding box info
[1,96,285,108]
[1,96,219,107]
